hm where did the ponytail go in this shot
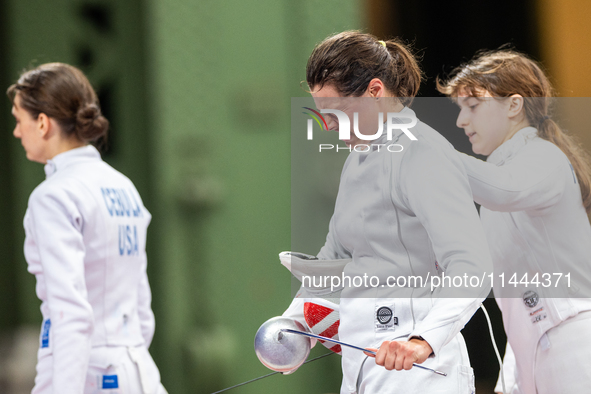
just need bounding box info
[383,40,422,105]
[539,118,591,212]
[306,31,423,101]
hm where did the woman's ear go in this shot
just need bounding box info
[366,78,386,98]
[37,113,51,139]
[507,94,525,119]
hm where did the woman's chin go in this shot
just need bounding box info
[470,143,485,156]
[471,145,495,157]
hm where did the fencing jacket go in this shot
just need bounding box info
[286,107,493,393]
[460,127,591,394]
[23,145,154,393]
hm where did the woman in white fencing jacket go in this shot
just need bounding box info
[438,49,591,394]
[284,31,493,394]
[8,63,167,394]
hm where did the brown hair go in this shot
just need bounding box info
[437,49,591,213]
[7,62,109,144]
[306,31,423,105]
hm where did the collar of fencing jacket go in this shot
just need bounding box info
[486,126,538,166]
[44,145,102,178]
[365,106,413,151]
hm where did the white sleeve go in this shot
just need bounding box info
[494,342,518,394]
[287,210,346,349]
[317,216,351,260]
[28,186,93,393]
[317,215,351,260]
[459,148,566,212]
[317,155,353,261]
[281,288,317,348]
[399,143,493,356]
[282,290,306,326]
[137,255,155,348]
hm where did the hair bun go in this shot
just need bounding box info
[76,103,109,142]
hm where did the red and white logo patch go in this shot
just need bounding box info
[304,302,341,354]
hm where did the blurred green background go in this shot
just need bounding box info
[0,0,590,393]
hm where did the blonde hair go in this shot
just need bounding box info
[437,49,591,213]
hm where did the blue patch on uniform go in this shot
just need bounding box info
[41,319,51,348]
[102,375,119,389]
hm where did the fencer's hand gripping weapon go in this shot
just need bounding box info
[210,322,446,394]
[281,328,447,376]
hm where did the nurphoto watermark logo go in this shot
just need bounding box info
[302,107,418,153]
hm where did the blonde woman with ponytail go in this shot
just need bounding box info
[439,50,591,394]
[8,63,167,394]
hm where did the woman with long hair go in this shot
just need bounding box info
[438,49,591,394]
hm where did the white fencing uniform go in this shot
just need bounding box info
[285,107,492,394]
[24,145,167,394]
[460,127,591,394]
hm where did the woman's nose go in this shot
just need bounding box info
[456,109,469,129]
